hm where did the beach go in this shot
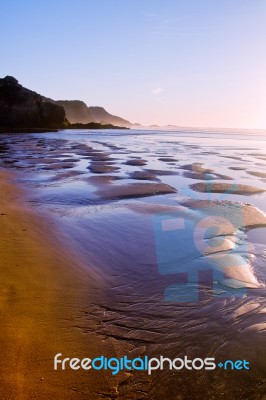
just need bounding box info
[0,128,266,399]
[0,169,135,399]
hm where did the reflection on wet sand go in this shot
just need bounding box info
[0,128,266,399]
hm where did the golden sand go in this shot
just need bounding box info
[0,170,126,399]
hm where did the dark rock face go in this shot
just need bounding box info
[70,122,128,130]
[55,100,131,127]
[0,76,66,129]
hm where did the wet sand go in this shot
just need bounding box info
[96,182,176,200]
[0,129,266,400]
[0,170,129,399]
[190,182,265,195]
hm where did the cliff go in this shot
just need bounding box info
[55,100,93,124]
[55,100,132,127]
[0,76,131,132]
[88,106,131,127]
[0,76,66,130]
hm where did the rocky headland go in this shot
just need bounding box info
[0,76,131,132]
[0,76,66,131]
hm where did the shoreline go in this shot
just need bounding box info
[0,169,126,399]
[0,128,60,134]
[0,130,265,399]
[0,124,130,134]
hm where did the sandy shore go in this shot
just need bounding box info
[0,131,266,399]
[0,170,126,399]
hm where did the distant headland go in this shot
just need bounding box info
[0,76,132,132]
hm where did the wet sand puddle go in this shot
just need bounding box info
[0,128,266,399]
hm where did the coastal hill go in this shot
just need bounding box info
[0,76,132,131]
[53,100,92,125]
[55,100,132,128]
[0,76,66,130]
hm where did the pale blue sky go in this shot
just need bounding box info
[1,0,266,128]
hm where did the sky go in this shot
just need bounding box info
[1,0,266,128]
